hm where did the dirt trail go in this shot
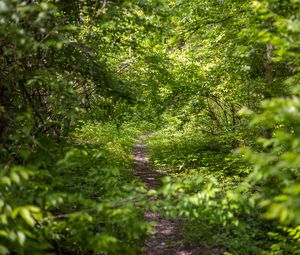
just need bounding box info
[133,134,199,255]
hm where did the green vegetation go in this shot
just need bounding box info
[0,121,155,254]
[1,0,300,254]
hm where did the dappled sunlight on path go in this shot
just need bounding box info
[133,134,219,255]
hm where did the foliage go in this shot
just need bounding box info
[145,0,300,253]
[1,0,300,254]
[0,122,154,254]
[146,114,300,254]
[0,0,163,252]
[0,149,155,253]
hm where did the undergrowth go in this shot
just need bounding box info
[1,121,156,254]
[146,122,300,255]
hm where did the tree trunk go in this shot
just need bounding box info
[263,42,273,139]
[264,43,273,99]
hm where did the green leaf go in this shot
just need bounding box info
[16,231,26,246]
[0,245,9,255]
[10,172,20,184]
[0,177,11,186]
[0,1,8,13]
[19,209,35,227]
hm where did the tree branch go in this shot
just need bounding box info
[187,10,246,39]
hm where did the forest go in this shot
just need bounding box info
[1,0,300,254]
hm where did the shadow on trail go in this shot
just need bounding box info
[133,134,221,255]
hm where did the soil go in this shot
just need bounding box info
[133,134,224,255]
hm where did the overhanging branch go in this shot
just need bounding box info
[187,10,246,39]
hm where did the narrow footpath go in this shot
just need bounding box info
[133,134,199,255]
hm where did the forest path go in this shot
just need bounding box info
[133,134,200,255]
